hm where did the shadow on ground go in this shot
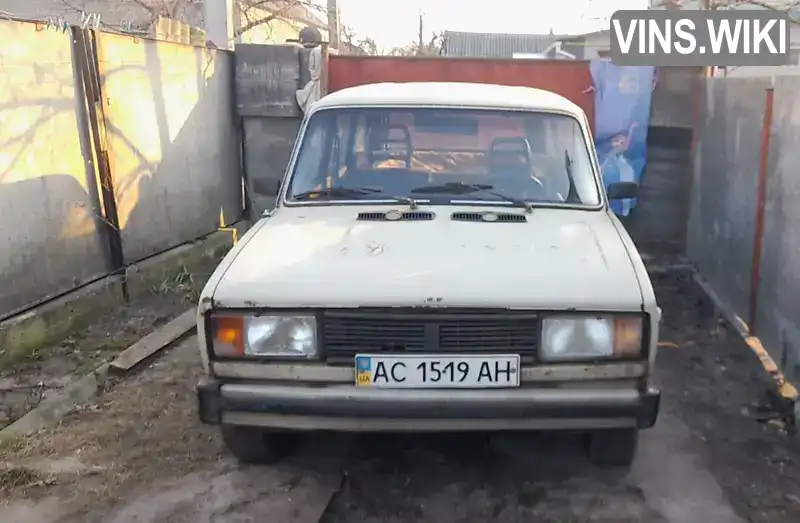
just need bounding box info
[326,431,663,523]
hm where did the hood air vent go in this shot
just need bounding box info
[357,210,435,221]
[451,211,527,223]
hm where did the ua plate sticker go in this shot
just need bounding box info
[355,355,372,386]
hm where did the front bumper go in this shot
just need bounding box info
[197,380,661,432]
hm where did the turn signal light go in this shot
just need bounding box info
[213,316,245,356]
[613,316,644,357]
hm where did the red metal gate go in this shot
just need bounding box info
[326,55,595,130]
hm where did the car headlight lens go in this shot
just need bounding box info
[540,315,643,361]
[211,315,317,358]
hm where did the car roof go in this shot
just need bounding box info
[310,82,584,118]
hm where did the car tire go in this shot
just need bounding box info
[587,428,639,468]
[220,425,295,465]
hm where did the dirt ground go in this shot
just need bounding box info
[0,339,343,523]
[649,271,800,522]
[1,271,799,523]
[0,262,214,430]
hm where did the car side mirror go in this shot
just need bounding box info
[606,181,638,200]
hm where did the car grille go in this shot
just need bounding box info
[321,309,540,364]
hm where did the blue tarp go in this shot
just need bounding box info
[590,60,655,217]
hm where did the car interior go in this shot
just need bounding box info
[304,110,572,203]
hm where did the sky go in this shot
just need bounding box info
[337,0,649,50]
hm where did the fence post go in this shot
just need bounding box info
[71,28,128,299]
[689,69,704,161]
[749,86,775,336]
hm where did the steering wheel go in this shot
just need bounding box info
[529,165,548,189]
[528,158,552,189]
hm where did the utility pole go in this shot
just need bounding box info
[418,10,424,49]
[327,0,340,49]
[418,9,424,55]
[204,0,234,49]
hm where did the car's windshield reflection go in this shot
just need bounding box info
[285,107,601,207]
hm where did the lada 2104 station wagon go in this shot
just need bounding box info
[196,82,662,469]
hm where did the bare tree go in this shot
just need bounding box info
[58,0,326,36]
[340,22,441,57]
[658,0,800,26]
[128,0,187,18]
[737,0,800,16]
[386,12,444,56]
[235,0,325,38]
[341,25,379,55]
[662,0,800,12]
[713,0,800,8]
[53,0,175,31]
[56,0,194,32]
[386,32,443,56]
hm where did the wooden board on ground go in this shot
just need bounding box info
[109,309,196,372]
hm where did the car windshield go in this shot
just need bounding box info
[285,107,601,207]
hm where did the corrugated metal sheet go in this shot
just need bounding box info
[442,31,569,58]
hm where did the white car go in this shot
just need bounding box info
[196,82,661,469]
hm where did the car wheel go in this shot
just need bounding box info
[220,425,296,465]
[587,428,639,468]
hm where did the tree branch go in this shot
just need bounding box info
[241,0,324,11]
[57,0,133,29]
[699,0,800,23]
[235,1,298,37]
[234,0,326,37]
[167,0,186,18]
[730,0,780,8]
[236,14,279,36]
[239,0,324,17]
[709,0,800,10]
[129,0,157,15]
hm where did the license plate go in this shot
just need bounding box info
[354,354,520,389]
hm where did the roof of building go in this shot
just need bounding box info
[312,82,583,117]
[560,28,610,42]
[441,30,571,57]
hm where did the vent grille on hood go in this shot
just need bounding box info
[451,212,527,223]
[357,211,435,221]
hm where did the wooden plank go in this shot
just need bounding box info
[110,309,197,371]
[245,472,340,523]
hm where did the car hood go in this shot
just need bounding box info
[210,206,644,310]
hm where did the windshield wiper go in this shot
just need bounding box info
[410,182,534,213]
[292,187,420,208]
[292,187,382,200]
[410,182,492,195]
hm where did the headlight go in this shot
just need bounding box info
[210,314,317,358]
[540,315,643,361]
